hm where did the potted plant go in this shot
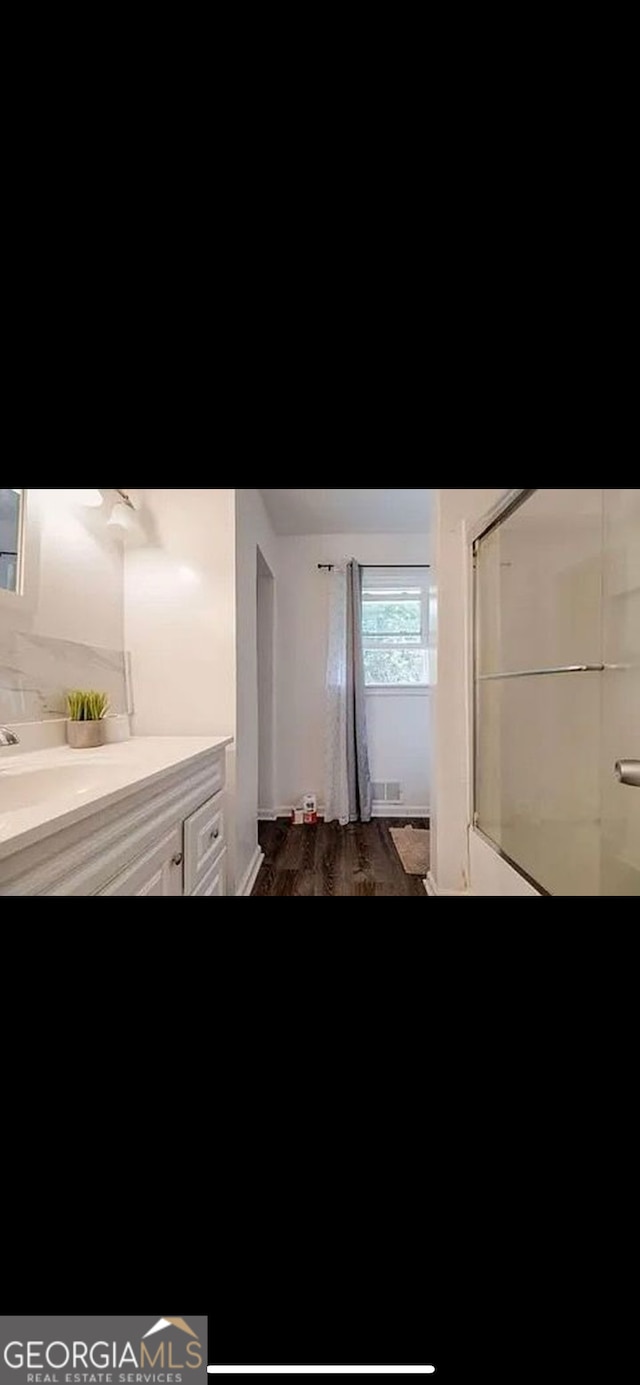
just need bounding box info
[66,689,110,749]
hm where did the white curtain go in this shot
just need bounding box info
[324,562,372,826]
[325,565,350,825]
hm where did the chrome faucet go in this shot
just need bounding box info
[0,727,20,746]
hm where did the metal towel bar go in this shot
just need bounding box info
[478,664,605,681]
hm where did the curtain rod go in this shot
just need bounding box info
[318,563,431,571]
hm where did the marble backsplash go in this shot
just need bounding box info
[0,630,131,724]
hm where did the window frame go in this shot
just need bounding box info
[361,566,432,692]
[0,489,30,611]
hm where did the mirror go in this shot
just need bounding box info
[0,488,24,593]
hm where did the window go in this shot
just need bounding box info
[362,567,435,688]
[0,488,23,594]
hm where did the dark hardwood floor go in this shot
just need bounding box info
[252,818,429,897]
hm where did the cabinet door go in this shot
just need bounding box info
[98,826,184,896]
[190,849,227,896]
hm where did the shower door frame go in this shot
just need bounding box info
[468,488,549,895]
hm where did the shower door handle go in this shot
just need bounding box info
[615,761,640,788]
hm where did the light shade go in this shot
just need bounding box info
[107,501,135,530]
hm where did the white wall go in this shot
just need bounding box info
[235,489,279,890]
[276,533,432,814]
[0,489,124,650]
[125,488,238,877]
[366,691,432,813]
[124,488,280,895]
[125,489,236,737]
[257,552,275,814]
[432,489,511,894]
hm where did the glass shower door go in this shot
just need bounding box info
[601,489,640,895]
[475,487,640,896]
[475,488,604,896]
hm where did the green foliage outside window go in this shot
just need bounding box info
[364,648,427,685]
[362,599,421,637]
[362,594,428,686]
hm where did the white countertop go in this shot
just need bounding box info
[0,736,233,861]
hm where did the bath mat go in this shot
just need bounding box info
[390,826,430,876]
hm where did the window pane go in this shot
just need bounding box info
[362,599,422,636]
[0,488,22,594]
[365,634,421,646]
[364,649,427,685]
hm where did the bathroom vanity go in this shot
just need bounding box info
[0,736,233,896]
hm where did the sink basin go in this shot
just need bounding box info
[0,762,125,811]
[0,735,231,866]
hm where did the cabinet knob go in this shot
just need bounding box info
[172,852,184,867]
[210,828,220,842]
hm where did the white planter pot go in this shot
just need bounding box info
[66,720,105,750]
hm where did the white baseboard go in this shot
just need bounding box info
[236,847,265,897]
[276,805,430,822]
[426,870,475,897]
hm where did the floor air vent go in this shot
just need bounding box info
[372,781,403,804]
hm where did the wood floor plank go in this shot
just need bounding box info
[259,820,290,866]
[275,827,307,871]
[354,879,377,897]
[301,826,318,874]
[270,871,298,896]
[252,862,278,897]
[252,818,428,898]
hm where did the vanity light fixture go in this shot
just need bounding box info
[114,489,142,511]
[115,488,135,508]
[108,502,133,529]
[108,488,142,530]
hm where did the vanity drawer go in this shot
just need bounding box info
[190,848,227,896]
[184,791,226,892]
